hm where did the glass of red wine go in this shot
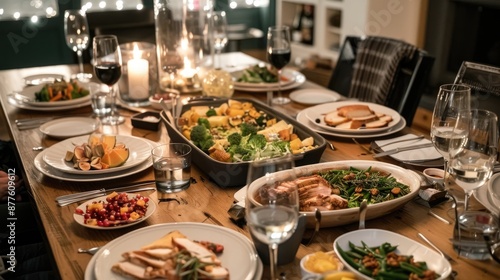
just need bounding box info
[92,35,124,125]
[267,26,292,105]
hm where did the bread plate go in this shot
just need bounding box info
[304,101,401,134]
[160,97,327,188]
[246,160,421,228]
[334,229,452,280]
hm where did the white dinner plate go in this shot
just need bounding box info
[24,73,66,86]
[93,223,259,280]
[474,173,500,216]
[374,134,443,162]
[73,193,156,230]
[289,88,342,105]
[7,93,92,111]
[334,229,452,280]
[233,69,306,92]
[245,160,421,228]
[13,82,93,107]
[34,149,152,182]
[39,117,100,139]
[304,101,401,134]
[43,135,151,175]
[84,244,263,280]
[296,110,406,139]
[232,67,296,88]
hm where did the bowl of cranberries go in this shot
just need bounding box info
[73,192,156,229]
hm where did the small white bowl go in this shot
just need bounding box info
[423,168,445,185]
[300,251,344,279]
[149,93,173,110]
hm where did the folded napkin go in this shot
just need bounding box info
[374,134,442,162]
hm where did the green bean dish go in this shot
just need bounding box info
[316,167,411,208]
[336,241,440,279]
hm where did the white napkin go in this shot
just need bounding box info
[374,134,442,162]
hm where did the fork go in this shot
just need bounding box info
[351,138,373,154]
[301,208,321,245]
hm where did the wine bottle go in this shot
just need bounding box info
[300,5,314,45]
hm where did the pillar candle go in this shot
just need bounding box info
[128,44,149,99]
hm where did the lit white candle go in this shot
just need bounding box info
[128,44,149,99]
[181,57,197,78]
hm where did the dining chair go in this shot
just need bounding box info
[327,36,435,127]
[453,61,500,96]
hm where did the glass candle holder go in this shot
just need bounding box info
[118,42,157,107]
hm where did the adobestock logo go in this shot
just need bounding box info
[7,17,49,54]
[353,0,406,36]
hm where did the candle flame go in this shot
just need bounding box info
[133,43,142,60]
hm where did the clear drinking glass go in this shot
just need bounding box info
[450,109,498,260]
[64,9,92,81]
[245,155,299,280]
[210,11,228,69]
[92,35,124,125]
[266,26,292,105]
[430,84,471,188]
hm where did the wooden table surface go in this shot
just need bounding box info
[1,53,498,279]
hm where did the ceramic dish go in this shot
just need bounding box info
[34,149,152,182]
[232,67,296,88]
[92,223,259,280]
[43,135,151,175]
[304,101,401,134]
[84,246,263,280]
[24,73,65,86]
[374,135,442,162]
[334,229,452,280]
[73,193,156,230]
[13,82,93,107]
[232,70,306,92]
[245,160,421,228]
[487,172,500,209]
[39,117,100,139]
[289,88,342,105]
[7,94,92,111]
[161,97,327,188]
[296,110,406,139]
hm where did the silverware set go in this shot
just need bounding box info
[56,180,156,206]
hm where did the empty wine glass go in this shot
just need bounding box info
[245,155,299,280]
[430,84,471,188]
[92,35,124,125]
[267,26,292,105]
[64,9,92,81]
[210,11,228,69]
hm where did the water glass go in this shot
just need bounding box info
[452,210,499,260]
[89,83,112,118]
[151,143,192,193]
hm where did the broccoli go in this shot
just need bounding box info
[255,115,267,126]
[227,132,242,146]
[197,118,210,129]
[206,108,217,117]
[247,134,267,150]
[190,125,214,152]
[240,122,258,136]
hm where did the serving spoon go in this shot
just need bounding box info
[77,246,100,255]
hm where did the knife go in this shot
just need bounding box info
[373,143,435,158]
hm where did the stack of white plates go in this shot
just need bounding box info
[296,101,406,138]
[34,135,155,181]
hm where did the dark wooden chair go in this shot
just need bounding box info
[327,36,435,127]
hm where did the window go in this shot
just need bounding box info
[0,0,58,21]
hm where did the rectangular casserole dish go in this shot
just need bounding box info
[160,97,327,188]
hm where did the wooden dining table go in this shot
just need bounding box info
[0,52,499,280]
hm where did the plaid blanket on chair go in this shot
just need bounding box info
[348,36,417,105]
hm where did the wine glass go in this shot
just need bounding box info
[430,84,471,189]
[266,26,292,105]
[245,155,299,280]
[210,11,228,69]
[449,109,498,211]
[92,35,124,125]
[64,9,92,81]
